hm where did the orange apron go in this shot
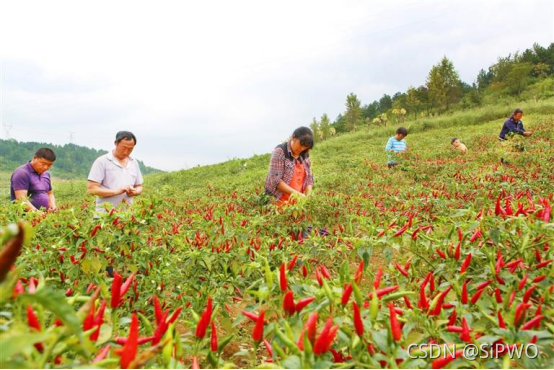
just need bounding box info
[277,160,306,206]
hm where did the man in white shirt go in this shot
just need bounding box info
[87,131,144,213]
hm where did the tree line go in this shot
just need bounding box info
[310,42,554,141]
[0,139,162,179]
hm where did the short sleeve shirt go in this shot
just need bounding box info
[10,162,52,209]
[88,152,143,212]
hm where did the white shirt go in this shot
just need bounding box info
[88,151,143,212]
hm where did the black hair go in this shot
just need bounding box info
[34,148,56,161]
[292,126,314,149]
[509,108,523,120]
[115,131,137,145]
[396,127,408,136]
[451,138,458,144]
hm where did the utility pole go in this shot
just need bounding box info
[3,122,13,139]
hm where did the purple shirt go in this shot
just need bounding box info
[10,162,52,209]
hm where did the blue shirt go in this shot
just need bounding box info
[385,137,407,164]
[499,118,525,140]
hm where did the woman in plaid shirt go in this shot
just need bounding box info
[265,127,314,206]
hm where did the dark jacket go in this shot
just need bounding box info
[499,118,525,140]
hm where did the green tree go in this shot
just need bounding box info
[379,94,392,112]
[309,117,321,142]
[344,93,363,131]
[405,87,421,119]
[319,113,331,140]
[426,57,461,112]
[504,62,534,96]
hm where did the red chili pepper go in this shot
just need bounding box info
[90,299,106,341]
[404,296,413,309]
[279,263,287,292]
[497,311,506,329]
[395,263,409,277]
[287,256,298,271]
[523,285,537,303]
[192,356,200,369]
[454,241,461,260]
[533,275,546,283]
[27,305,41,331]
[252,309,265,342]
[110,272,122,309]
[514,302,531,327]
[283,290,296,315]
[418,283,428,310]
[119,272,136,299]
[429,286,452,315]
[315,268,323,287]
[476,280,492,291]
[471,288,486,305]
[460,253,472,274]
[210,321,218,352]
[373,267,383,289]
[431,350,464,369]
[368,285,399,299]
[460,317,471,342]
[341,284,353,305]
[119,313,139,369]
[457,227,463,241]
[393,224,409,237]
[447,309,457,326]
[388,302,402,341]
[263,339,273,358]
[352,301,364,337]
[167,306,183,325]
[494,288,503,303]
[518,273,528,290]
[469,228,482,243]
[446,325,463,333]
[91,224,101,237]
[242,310,260,322]
[354,261,364,283]
[83,301,96,331]
[521,315,543,330]
[461,280,469,304]
[153,296,163,325]
[295,297,316,313]
[152,312,169,345]
[436,248,446,259]
[536,259,553,269]
[495,196,504,216]
[305,312,318,344]
[320,265,331,279]
[302,265,308,278]
[92,345,111,364]
[411,227,421,240]
[313,318,334,355]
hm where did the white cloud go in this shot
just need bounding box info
[1,0,552,171]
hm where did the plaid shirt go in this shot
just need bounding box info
[265,141,314,199]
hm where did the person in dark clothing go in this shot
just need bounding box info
[499,108,532,140]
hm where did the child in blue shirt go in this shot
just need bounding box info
[385,127,408,168]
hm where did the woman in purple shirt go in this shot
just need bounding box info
[10,148,57,211]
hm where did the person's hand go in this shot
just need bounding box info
[48,206,57,212]
[126,187,139,196]
[119,186,130,196]
[523,131,532,137]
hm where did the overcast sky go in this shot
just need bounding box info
[1,0,552,171]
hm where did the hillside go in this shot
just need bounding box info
[0,139,162,179]
[1,98,553,368]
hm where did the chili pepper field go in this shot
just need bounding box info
[1,106,554,369]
